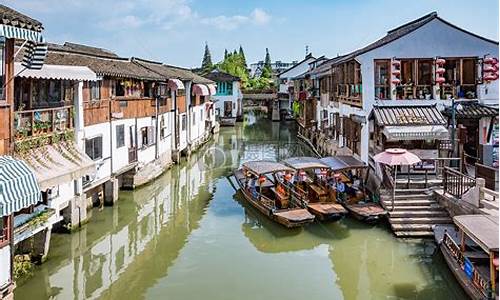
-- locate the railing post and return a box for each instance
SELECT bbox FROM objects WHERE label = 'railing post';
[477,178,485,207]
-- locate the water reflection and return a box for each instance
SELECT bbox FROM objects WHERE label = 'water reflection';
[15,112,466,300]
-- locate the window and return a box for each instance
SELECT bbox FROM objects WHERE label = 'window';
[192,112,196,125]
[116,124,125,148]
[181,114,187,131]
[48,80,61,102]
[141,126,155,147]
[85,136,103,160]
[144,82,153,98]
[160,116,166,139]
[374,60,390,100]
[0,216,10,245]
[416,60,433,99]
[62,80,75,103]
[0,38,4,100]
[115,80,125,97]
[90,81,101,100]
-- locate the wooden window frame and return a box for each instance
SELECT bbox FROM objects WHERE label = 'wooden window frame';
[374,59,390,100]
[116,124,125,148]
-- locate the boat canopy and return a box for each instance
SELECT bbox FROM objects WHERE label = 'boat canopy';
[282,157,329,170]
[453,215,499,252]
[320,156,367,172]
[242,161,294,175]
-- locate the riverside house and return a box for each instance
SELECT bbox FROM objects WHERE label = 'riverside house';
[308,12,498,172]
[0,4,53,300]
[204,69,242,126]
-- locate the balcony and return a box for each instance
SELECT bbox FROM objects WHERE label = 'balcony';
[14,106,74,141]
[13,204,55,245]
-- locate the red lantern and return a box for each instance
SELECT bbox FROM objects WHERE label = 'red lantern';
[435,67,446,74]
[391,78,401,85]
[391,60,401,66]
[284,173,292,181]
[320,169,327,176]
[435,77,446,84]
[299,170,306,177]
[391,70,401,76]
[391,59,401,87]
[483,56,499,83]
[436,58,446,65]
[484,57,496,64]
[258,176,266,184]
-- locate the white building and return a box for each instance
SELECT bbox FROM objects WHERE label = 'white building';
[313,12,499,166]
[278,54,317,113]
[204,70,242,126]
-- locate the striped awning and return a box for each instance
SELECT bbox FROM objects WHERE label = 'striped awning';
[192,83,210,96]
[382,125,449,141]
[168,78,185,90]
[0,24,47,70]
[207,84,217,95]
[0,24,43,42]
[0,156,41,217]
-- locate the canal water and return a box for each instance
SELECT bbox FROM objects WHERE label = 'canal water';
[15,112,466,300]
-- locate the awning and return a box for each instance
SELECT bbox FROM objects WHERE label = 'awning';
[0,24,47,70]
[454,215,499,252]
[192,83,210,96]
[382,125,449,141]
[0,156,41,217]
[371,105,447,126]
[320,156,367,171]
[168,78,185,90]
[15,62,97,81]
[442,101,498,119]
[207,84,217,95]
[0,24,43,42]
[22,142,96,190]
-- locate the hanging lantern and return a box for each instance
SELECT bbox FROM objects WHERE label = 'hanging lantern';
[435,67,446,74]
[299,170,306,177]
[483,56,499,83]
[391,58,401,87]
[320,169,328,177]
[258,175,266,184]
[483,65,497,73]
[435,77,446,84]
[484,57,496,64]
[284,173,292,181]
[436,58,446,65]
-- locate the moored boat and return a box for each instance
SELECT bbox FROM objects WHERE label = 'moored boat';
[281,156,348,221]
[319,156,387,224]
[233,161,315,228]
[219,116,237,126]
[435,215,498,300]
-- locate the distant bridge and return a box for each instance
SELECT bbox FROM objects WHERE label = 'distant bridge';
[242,93,276,108]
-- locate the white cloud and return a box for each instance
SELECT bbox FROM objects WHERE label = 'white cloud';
[201,8,272,31]
[99,15,144,29]
[251,8,271,25]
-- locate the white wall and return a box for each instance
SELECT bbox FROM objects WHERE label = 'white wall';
[84,122,112,184]
[110,118,136,173]
[136,116,156,166]
[358,18,499,111]
[342,18,499,162]
[0,245,10,289]
[189,104,207,144]
[157,111,174,162]
[178,112,188,152]
[212,81,242,118]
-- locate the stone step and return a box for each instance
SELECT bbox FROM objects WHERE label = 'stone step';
[390,205,443,211]
[381,199,438,207]
[390,217,452,224]
[394,230,435,238]
[389,210,449,218]
[391,223,434,232]
[393,194,434,200]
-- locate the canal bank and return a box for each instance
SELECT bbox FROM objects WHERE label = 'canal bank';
[15,112,466,300]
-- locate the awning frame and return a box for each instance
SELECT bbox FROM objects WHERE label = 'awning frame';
[382,125,449,141]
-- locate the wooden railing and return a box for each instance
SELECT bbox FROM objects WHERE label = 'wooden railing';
[443,233,491,298]
[443,167,476,199]
[14,106,73,140]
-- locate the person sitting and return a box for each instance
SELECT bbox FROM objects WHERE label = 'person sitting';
[336,178,346,202]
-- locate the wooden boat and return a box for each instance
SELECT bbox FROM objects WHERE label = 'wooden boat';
[233,161,315,228]
[320,156,387,224]
[435,215,498,300]
[219,116,237,126]
[281,156,348,221]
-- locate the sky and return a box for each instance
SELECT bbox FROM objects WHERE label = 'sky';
[6,0,499,68]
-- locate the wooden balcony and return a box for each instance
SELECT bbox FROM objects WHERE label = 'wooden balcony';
[84,99,110,126]
[14,106,73,141]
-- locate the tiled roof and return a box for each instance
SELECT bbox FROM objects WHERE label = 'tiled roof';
[204,70,240,82]
[371,105,447,126]
[333,12,498,66]
[0,4,43,32]
[442,101,498,119]
[16,43,164,81]
[132,58,214,84]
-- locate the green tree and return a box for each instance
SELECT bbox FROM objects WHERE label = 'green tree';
[217,51,249,88]
[201,43,213,74]
[239,45,247,67]
[264,48,272,69]
[224,49,228,60]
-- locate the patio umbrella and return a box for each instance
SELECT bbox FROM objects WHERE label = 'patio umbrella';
[373,148,421,210]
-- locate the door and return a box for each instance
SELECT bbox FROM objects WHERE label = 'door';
[224,101,232,117]
[128,125,137,163]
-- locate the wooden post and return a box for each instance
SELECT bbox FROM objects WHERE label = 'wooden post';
[460,229,465,252]
[477,178,485,208]
[490,251,496,293]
